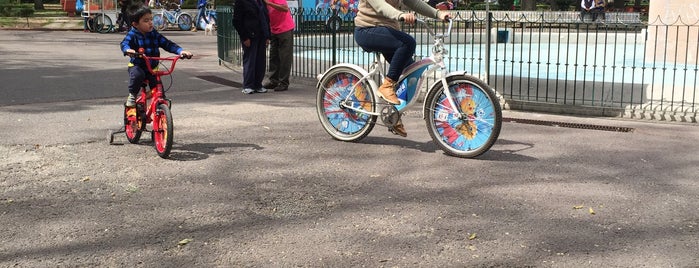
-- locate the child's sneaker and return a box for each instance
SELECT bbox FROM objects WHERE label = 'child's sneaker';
[125,94,136,107]
[242,88,255,94]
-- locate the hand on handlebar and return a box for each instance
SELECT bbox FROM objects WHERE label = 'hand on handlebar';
[179,51,193,59]
[399,13,416,25]
[438,10,451,22]
[125,49,139,58]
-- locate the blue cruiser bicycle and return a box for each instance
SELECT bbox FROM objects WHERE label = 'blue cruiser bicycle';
[316,19,502,158]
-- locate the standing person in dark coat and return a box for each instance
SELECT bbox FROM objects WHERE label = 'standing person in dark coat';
[233,0,271,94]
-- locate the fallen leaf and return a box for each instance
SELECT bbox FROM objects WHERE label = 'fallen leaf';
[589,207,595,215]
[178,238,193,246]
[573,205,584,209]
[468,233,477,240]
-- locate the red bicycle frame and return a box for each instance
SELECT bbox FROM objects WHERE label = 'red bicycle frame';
[138,54,181,123]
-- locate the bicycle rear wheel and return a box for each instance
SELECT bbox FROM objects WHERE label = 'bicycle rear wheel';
[177,13,193,31]
[95,13,113,33]
[316,66,377,142]
[424,75,502,158]
[153,103,174,158]
[124,105,146,144]
[153,13,167,31]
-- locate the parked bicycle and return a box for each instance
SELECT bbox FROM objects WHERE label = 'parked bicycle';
[109,48,192,158]
[315,19,502,158]
[84,12,114,33]
[152,2,193,31]
[194,5,216,30]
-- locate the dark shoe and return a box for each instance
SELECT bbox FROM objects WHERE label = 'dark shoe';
[389,120,407,137]
[273,85,288,92]
[262,82,278,89]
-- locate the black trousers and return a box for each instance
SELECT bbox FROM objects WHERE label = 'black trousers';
[241,37,267,89]
[266,29,294,87]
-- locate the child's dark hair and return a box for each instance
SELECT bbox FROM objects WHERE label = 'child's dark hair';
[127,2,152,25]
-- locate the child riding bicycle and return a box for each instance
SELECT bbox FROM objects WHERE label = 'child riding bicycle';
[120,2,192,107]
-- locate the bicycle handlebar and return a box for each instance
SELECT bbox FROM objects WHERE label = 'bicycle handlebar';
[126,50,191,76]
[400,17,453,39]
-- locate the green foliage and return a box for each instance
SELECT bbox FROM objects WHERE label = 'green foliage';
[216,0,233,6]
[181,0,195,9]
[469,3,500,10]
[550,0,569,11]
[0,3,35,17]
[498,0,513,10]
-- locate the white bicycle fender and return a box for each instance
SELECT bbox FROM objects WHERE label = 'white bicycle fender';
[316,64,371,90]
[422,71,469,118]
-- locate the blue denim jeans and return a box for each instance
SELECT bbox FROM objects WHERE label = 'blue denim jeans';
[354,26,416,81]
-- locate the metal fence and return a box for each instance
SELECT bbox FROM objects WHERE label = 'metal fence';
[217,7,698,123]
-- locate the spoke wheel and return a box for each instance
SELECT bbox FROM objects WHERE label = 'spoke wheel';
[424,75,502,158]
[316,66,376,142]
[153,103,174,158]
[124,105,146,144]
[154,14,167,31]
[95,13,113,33]
[177,14,193,31]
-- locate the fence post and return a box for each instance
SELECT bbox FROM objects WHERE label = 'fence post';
[331,13,338,65]
[485,11,492,85]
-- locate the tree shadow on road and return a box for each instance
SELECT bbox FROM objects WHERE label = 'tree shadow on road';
[168,142,264,161]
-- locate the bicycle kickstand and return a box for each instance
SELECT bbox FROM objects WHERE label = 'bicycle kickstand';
[108,126,126,145]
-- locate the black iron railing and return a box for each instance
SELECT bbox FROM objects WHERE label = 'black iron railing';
[217,7,698,122]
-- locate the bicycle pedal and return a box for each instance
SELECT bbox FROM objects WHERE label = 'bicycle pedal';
[126,108,137,117]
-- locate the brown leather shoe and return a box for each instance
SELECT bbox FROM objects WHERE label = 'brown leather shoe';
[390,120,407,137]
[377,77,400,105]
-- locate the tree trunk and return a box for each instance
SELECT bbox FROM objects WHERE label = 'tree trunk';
[521,0,536,11]
[34,0,45,10]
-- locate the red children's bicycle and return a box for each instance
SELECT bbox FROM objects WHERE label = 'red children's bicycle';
[109,48,191,159]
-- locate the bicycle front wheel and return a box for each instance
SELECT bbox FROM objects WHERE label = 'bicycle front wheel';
[424,75,502,158]
[316,66,377,142]
[153,14,167,31]
[177,13,193,31]
[153,103,174,158]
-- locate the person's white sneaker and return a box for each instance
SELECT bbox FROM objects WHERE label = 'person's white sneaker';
[125,94,136,107]
[242,88,255,94]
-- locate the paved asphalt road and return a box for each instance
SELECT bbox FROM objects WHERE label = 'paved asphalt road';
[1,30,698,267]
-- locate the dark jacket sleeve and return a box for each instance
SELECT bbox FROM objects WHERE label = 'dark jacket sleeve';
[232,0,255,40]
[156,32,183,55]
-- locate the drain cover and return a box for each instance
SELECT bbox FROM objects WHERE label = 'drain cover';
[503,117,634,132]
